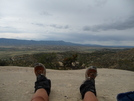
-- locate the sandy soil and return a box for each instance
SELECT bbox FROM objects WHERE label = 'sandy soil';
[0,66,134,101]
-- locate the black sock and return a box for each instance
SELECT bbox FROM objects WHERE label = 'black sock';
[80,79,96,99]
[34,75,51,96]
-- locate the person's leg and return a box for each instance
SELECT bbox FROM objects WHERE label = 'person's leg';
[80,66,98,101]
[31,63,51,101]
[84,91,98,101]
[31,89,48,101]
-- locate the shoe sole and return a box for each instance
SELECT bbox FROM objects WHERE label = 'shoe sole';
[85,66,97,80]
[34,63,46,76]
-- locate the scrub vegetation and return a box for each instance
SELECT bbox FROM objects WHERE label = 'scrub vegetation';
[0,45,134,71]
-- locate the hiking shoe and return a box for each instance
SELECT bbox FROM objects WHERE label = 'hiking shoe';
[80,66,97,99]
[34,63,51,95]
[34,63,46,76]
[85,66,97,80]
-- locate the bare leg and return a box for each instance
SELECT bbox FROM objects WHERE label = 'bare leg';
[31,89,49,101]
[83,91,98,101]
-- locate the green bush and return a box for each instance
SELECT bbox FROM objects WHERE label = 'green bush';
[35,53,57,69]
[0,60,8,66]
[117,59,134,71]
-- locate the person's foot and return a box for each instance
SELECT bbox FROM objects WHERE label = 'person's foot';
[34,63,51,95]
[85,66,97,80]
[34,63,46,76]
[80,66,97,99]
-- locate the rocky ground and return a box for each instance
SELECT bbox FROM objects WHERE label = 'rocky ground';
[0,66,134,101]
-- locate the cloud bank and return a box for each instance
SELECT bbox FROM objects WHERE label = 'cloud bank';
[0,0,134,46]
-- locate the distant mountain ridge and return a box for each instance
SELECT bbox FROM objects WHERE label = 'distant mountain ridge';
[0,38,133,48]
[0,38,79,46]
[0,38,99,46]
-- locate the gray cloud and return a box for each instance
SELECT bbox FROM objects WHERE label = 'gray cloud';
[1,0,134,46]
[50,24,69,29]
[0,26,21,33]
[83,15,134,32]
[31,23,44,27]
[94,0,108,7]
[39,11,52,16]
[46,31,134,43]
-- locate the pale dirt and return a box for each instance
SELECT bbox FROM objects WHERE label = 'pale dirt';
[0,66,134,101]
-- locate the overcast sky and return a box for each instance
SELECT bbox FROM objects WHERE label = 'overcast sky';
[0,0,134,46]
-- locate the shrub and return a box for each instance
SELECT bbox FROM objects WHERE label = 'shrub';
[35,53,57,69]
[0,60,8,66]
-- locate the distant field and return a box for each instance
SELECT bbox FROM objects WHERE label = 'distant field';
[0,45,125,59]
[0,51,45,59]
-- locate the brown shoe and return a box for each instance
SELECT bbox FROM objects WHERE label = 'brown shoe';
[34,63,46,76]
[85,66,97,80]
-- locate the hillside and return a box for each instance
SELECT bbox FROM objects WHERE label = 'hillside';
[0,48,134,71]
[90,48,134,71]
